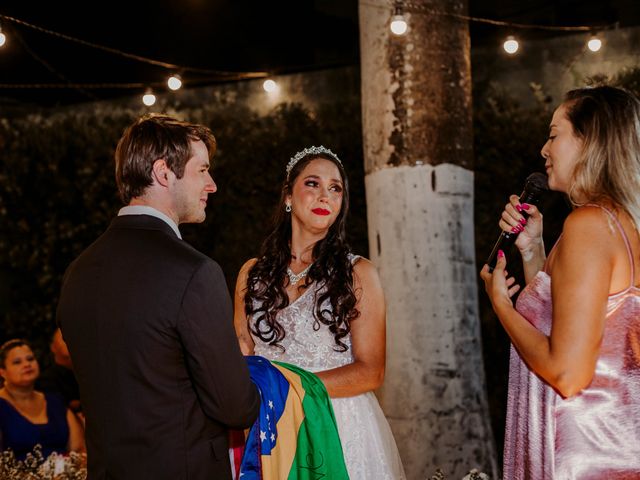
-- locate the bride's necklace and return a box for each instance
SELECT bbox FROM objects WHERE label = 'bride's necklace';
[287,264,312,286]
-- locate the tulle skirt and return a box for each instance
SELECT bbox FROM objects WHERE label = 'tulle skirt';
[330,391,406,480]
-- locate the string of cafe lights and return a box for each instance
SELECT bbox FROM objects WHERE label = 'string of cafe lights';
[386,1,616,55]
[0,6,621,105]
[0,13,273,106]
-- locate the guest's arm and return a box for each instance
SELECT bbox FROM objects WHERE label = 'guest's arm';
[66,408,85,453]
[315,258,386,398]
[233,259,257,355]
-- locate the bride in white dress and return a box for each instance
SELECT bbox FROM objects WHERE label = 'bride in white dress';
[233,146,405,479]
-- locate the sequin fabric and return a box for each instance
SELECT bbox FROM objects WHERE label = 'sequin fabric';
[504,207,640,479]
[252,255,406,479]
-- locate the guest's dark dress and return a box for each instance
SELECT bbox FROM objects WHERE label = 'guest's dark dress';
[0,393,69,460]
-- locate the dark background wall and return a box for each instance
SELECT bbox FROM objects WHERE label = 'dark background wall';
[473,26,640,107]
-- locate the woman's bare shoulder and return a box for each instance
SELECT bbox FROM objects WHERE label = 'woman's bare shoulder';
[563,205,621,242]
[235,258,258,290]
[351,256,384,289]
[239,258,258,274]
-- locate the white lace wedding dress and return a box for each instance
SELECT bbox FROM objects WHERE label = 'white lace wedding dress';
[251,256,406,479]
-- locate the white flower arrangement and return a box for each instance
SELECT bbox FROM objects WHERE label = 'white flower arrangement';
[462,469,490,480]
[429,468,491,480]
[0,445,87,480]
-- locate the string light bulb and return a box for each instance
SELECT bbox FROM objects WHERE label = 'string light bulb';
[142,89,156,106]
[167,74,182,91]
[587,34,602,52]
[390,5,408,36]
[263,79,278,93]
[0,24,6,48]
[503,35,519,55]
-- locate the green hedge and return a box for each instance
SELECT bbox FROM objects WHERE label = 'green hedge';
[0,100,368,354]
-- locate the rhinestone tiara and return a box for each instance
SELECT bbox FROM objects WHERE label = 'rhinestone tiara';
[286,146,342,179]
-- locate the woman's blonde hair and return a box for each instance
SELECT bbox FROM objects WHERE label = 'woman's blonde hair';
[564,86,640,230]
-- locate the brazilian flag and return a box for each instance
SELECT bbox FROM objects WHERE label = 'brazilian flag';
[239,356,349,479]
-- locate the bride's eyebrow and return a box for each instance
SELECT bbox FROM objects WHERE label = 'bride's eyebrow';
[303,174,342,184]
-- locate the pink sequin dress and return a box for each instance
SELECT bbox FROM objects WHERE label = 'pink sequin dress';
[504,206,640,480]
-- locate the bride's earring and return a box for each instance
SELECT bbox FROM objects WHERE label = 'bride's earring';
[285,203,292,212]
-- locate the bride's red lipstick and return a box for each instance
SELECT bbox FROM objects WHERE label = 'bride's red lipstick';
[312,208,330,216]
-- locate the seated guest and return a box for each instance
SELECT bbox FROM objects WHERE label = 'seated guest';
[36,329,81,415]
[0,339,85,460]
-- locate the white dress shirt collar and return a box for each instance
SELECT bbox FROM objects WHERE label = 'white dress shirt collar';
[118,205,182,239]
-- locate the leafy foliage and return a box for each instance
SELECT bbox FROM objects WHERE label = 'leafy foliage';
[0,108,131,350]
[0,99,366,355]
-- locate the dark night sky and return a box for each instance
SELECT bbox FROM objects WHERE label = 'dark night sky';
[0,0,638,107]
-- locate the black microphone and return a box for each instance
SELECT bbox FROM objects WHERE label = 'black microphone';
[486,172,549,272]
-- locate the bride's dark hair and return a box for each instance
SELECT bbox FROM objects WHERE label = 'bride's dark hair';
[244,151,359,351]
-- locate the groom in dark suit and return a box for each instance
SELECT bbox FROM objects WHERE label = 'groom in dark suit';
[57,114,259,479]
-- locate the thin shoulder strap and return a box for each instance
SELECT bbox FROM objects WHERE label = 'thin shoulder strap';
[586,204,636,288]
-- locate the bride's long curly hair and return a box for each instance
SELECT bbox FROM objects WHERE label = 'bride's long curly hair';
[244,151,359,351]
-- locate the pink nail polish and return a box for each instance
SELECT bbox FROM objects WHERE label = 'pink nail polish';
[498,250,505,258]
[515,204,522,212]
[522,203,530,210]
[511,227,519,233]
[519,218,527,225]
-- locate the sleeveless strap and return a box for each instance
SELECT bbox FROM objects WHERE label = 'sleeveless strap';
[586,204,636,289]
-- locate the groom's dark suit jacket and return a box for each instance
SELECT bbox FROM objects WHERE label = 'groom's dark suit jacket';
[57,214,259,480]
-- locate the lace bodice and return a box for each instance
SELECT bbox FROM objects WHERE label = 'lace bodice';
[252,280,354,372]
[251,255,361,371]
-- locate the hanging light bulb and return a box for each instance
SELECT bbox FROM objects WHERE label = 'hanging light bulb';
[503,35,519,55]
[142,89,156,106]
[167,74,182,91]
[390,15,408,35]
[263,79,278,93]
[587,34,602,52]
[390,5,408,36]
[0,25,6,48]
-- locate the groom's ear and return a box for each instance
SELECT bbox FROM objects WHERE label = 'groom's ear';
[152,159,171,187]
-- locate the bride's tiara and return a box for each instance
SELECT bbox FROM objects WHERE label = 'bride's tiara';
[286,146,342,179]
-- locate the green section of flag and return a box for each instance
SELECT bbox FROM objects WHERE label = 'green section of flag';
[274,361,350,480]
